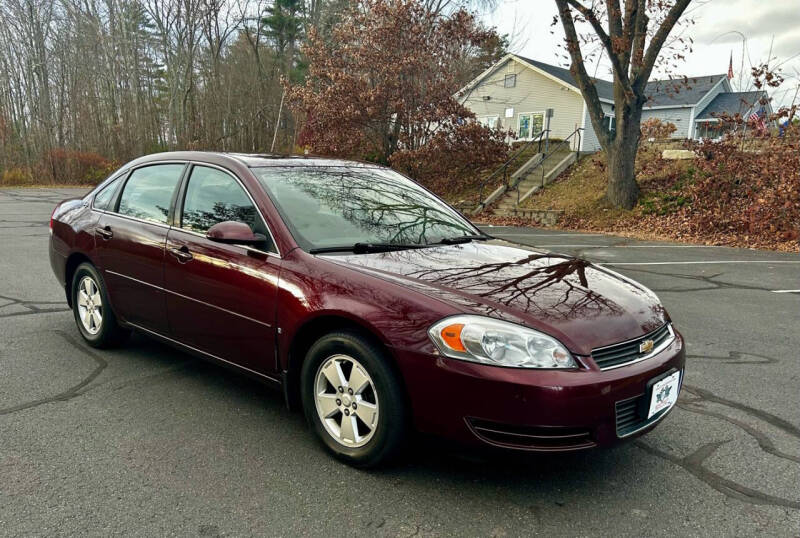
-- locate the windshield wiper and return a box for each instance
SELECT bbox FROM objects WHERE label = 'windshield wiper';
[437,233,493,245]
[309,242,429,254]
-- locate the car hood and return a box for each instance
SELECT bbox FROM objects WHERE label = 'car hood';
[320,240,667,355]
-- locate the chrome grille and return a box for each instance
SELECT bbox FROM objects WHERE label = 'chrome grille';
[592,323,674,370]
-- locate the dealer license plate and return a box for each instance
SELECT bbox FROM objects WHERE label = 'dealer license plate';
[648,370,681,419]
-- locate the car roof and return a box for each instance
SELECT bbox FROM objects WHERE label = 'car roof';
[127,151,383,169]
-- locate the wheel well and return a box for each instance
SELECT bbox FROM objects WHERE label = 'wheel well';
[64,253,91,307]
[284,316,407,412]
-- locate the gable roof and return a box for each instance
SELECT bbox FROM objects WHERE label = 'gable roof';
[459,54,733,110]
[644,74,728,107]
[695,91,769,120]
[517,57,729,108]
[515,55,615,101]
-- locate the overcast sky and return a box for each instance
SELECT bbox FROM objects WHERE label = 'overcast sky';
[482,0,800,108]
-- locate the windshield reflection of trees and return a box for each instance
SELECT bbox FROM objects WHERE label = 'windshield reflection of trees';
[274,168,474,245]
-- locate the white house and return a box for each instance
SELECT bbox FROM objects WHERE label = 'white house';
[458,54,769,152]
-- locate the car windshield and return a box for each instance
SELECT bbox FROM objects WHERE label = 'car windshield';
[252,166,479,251]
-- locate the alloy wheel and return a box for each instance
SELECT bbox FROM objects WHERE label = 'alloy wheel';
[314,354,379,448]
[76,275,103,335]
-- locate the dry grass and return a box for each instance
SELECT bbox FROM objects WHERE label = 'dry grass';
[519,146,692,225]
[502,143,798,252]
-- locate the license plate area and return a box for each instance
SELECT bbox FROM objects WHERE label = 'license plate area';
[640,369,681,419]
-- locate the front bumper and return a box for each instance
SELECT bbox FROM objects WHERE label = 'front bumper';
[394,330,685,451]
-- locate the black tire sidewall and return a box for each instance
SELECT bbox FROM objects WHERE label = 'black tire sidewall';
[71,263,123,347]
[300,331,407,467]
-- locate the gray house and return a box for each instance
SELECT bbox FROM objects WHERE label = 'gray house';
[458,54,769,151]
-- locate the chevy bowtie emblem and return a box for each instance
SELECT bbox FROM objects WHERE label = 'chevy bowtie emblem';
[639,339,655,354]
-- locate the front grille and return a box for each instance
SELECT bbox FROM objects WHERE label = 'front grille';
[467,418,596,451]
[592,323,673,370]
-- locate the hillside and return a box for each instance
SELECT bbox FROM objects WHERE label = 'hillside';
[508,140,799,252]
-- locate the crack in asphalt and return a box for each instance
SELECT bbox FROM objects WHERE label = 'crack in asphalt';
[682,384,800,439]
[0,293,70,319]
[635,440,800,509]
[495,237,794,295]
[614,268,780,294]
[0,190,81,204]
[636,381,800,509]
[0,330,107,416]
[687,350,778,365]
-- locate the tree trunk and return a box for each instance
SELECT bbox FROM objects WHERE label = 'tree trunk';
[606,141,640,209]
[605,108,642,210]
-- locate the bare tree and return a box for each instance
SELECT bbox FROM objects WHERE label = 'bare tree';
[553,0,693,209]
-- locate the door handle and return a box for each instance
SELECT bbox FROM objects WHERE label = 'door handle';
[168,245,193,263]
[95,226,113,239]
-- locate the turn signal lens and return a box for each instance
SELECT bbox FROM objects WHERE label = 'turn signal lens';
[440,323,466,352]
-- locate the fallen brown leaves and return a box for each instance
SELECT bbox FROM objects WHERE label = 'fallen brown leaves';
[495,130,799,253]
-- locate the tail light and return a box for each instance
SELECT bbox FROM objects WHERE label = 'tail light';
[49,204,59,232]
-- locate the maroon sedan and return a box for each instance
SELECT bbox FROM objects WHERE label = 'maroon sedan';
[49,152,684,467]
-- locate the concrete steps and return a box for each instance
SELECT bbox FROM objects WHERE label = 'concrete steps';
[485,147,577,218]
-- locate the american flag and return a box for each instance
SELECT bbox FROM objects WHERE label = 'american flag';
[749,109,767,133]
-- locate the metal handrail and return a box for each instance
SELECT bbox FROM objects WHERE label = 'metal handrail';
[509,127,583,206]
[475,129,550,211]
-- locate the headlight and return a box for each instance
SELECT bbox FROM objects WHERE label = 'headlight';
[428,315,577,369]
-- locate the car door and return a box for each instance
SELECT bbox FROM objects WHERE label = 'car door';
[163,164,281,377]
[95,163,185,332]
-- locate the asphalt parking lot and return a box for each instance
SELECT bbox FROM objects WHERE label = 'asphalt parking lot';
[1,187,799,537]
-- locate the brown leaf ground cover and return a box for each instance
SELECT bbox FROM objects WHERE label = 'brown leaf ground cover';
[480,133,799,253]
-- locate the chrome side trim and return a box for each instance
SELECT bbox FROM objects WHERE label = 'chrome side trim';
[127,322,281,386]
[164,288,272,328]
[105,270,272,328]
[102,211,173,231]
[105,269,163,290]
[597,324,676,372]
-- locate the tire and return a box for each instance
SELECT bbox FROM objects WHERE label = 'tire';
[71,262,129,348]
[300,331,408,468]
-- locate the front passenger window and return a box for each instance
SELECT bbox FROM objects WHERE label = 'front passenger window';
[181,167,273,253]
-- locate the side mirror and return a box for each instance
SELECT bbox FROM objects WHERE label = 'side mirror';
[206,221,266,246]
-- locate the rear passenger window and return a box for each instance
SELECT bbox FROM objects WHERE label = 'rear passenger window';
[181,166,260,234]
[93,176,121,210]
[117,164,184,224]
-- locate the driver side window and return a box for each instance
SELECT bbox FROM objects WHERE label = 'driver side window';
[181,165,275,252]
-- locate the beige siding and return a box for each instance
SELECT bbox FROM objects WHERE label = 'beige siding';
[460,58,585,142]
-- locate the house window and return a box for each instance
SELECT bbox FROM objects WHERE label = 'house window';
[479,116,499,129]
[518,112,544,139]
[504,74,516,88]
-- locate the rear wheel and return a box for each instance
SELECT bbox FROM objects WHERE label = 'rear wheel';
[301,331,408,467]
[71,263,129,348]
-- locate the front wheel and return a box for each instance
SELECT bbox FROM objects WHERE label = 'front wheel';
[301,331,408,467]
[71,262,129,348]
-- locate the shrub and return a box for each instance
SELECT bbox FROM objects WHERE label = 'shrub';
[45,149,118,185]
[641,118,677,140]
[0,167,34,186]
[687,128,799,242]
[389,121,512,198]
